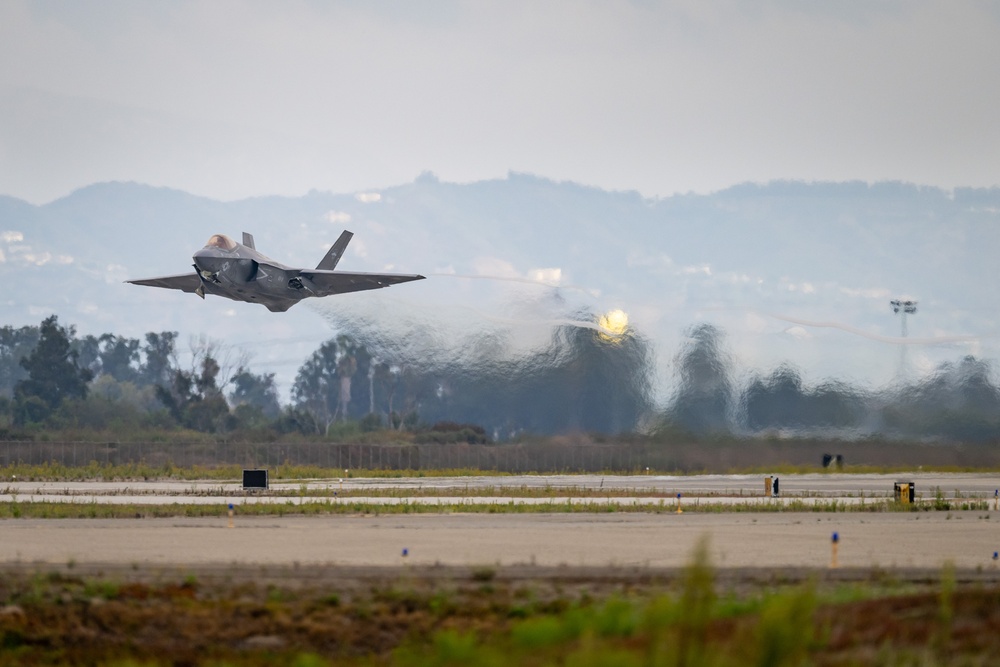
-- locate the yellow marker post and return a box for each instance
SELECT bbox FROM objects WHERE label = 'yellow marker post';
[676,493,683,514]
[831,532,839,569]
[227,503,234,529]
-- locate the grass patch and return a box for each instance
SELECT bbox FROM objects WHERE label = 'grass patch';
[0,497,990,519]
[0,557,995,665]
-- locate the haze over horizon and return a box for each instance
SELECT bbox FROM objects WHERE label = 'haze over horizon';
[2,174,998,407]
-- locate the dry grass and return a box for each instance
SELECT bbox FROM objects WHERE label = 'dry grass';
[1,563,998,665]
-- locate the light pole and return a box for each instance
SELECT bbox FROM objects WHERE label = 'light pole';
[890,299,917,379]
[890,299,917,337]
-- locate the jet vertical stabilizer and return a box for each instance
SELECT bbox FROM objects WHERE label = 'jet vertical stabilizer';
[316,230,354,270]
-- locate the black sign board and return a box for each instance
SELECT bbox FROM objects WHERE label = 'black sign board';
[242,469,268,490]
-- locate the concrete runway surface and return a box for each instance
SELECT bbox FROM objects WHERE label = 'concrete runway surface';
[2,472,998,505]
[2,473,998,570]
[2,512,999,570]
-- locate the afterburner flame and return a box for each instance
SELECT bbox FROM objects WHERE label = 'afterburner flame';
[598,309,629,341]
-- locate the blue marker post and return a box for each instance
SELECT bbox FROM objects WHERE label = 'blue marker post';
[227,503,234,529]
[676,493,683,515]
[831,532,839,569]
[994,489,998,511]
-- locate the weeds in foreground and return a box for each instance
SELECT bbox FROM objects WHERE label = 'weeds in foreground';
[0,553,995,666]
[393,548,991,667]
[0,497,991,520]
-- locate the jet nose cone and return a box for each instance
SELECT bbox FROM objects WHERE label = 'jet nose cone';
[194,245,227,262]
[193,248,225,275]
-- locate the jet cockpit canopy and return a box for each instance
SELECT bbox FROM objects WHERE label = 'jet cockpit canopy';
[205,234,238,251]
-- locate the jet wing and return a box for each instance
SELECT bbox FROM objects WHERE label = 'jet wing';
[299,270,425,296]
[126,273,202,293]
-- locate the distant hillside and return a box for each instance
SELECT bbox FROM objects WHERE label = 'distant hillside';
[2,174,999,401]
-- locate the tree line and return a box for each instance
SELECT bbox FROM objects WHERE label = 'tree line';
[660,324,1000,444]
[2,316,999,444]
[0,312,652,443]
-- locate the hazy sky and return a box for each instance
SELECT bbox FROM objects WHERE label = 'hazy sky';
[2,0,999,204]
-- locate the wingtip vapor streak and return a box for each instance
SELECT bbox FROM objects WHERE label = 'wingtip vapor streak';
[127,230,425,312]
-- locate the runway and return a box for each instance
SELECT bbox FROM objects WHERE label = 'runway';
[3,472,999,504]
[2,512,999,570]
[2,473,998,570]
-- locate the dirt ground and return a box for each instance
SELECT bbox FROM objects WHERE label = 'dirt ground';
[1,560,999,666]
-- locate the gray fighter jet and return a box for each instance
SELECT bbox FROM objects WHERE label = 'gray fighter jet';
[127,231,424,312]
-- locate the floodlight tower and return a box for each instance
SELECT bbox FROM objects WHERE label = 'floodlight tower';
[890,299,918,380]
[890,299,918,337]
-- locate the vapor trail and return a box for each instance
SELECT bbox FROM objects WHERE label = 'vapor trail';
[427,272,599,297]
[701,307,992,345]
[311,296,613,336]
[445,303,615,335]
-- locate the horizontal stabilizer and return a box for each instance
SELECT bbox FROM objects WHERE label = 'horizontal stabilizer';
[316,230,354,271]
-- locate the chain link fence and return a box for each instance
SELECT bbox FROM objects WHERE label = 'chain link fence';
[0,440,674,473]
[2,439,996,474]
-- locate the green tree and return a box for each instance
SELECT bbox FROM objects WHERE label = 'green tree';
[97,334,141,382]
[76,333,142,382]
[229,367,281,420]
[74,334,102,378]
[356,308,654,437]
[292,336,379,433]
[292,339,340,434]
[548,313,653,434]
[13,316,93,424]
[0,324,40,397]
[741,365,865,433]
[154,355,230,432]
[663,323,734,435]
[138,331,178,387]
[335,334,359,422]
[883,355,1000,442]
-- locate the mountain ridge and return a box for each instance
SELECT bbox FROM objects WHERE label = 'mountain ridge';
[2,174,997,398]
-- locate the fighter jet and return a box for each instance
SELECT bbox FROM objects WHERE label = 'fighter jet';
[127,231,424,312]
